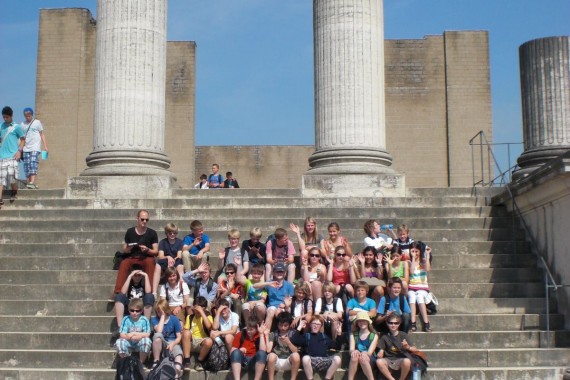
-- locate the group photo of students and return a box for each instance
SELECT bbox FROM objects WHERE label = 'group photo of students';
[112,211,433,380]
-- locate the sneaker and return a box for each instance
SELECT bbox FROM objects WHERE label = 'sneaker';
[107,292,117,303]
[111,327,120,338]
[183,358,191,370]
[194,361,204,372]
[9,191,17,201]
[423,322,432,332]
[410,322,417,332]
[26,183,39,189]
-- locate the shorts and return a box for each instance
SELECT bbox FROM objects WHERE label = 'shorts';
[242,301,266,311]
[115,337,152,355]
[408,289,429,304]
[275,357,292,371]
[310,356,335,372]
[380,357,409,371]
[157,258,183,271]
[0,159,18,187]
[22,151,40,177]
[191,337,206,352]
[152,332,183,358]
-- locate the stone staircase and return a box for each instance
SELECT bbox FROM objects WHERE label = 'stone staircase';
[0,187,568,380]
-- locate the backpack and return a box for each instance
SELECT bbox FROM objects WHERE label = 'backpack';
[193,277,214,300]
[146,352,178,380]
[115,355,145,380]
[208,174,223,185]
[319,296,343,315]
[291,298,311,316]
[165,280,183,302]
[203,339,230,372]
[352,331,377,353]
[382,294,406,315]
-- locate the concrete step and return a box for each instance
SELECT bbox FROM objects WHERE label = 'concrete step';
[0,196,493,210]
[0,267,541,285]
[0,241,533,257]
[1,189,65,199]
[405,187,506,198]
[0,367,566,380]
[0,282,546,300]
[3,330,569,351]
[172,188,303,198]
[0,228,525,245]
[0,216,517,231]
[0,206,509,220]
[0,298,556,317]
[0,347,568,369]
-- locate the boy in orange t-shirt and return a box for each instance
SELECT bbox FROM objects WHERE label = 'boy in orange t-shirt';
[230,317,268,380]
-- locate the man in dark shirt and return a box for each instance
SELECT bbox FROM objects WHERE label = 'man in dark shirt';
[112,210,159,297]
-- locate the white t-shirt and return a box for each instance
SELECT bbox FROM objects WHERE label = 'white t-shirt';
[21,119,44,152]
[160,281,190,307]
[219,311,240,332]
[364,234,392,250]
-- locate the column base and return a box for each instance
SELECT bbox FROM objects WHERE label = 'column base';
[83,149,172,177]
[307,147,394,174]
[513,146,570,181]
[302,172,405,198]
[67,175,179,199]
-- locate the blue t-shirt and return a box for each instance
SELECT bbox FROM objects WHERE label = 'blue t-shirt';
[0,122,24,159]
[208,173,224,188]
[376,295,411,315]
[182,233,210,255]
[265,281,294,307]
[347,297,376,313]
[151,315,182,342]
[119,315,151,334]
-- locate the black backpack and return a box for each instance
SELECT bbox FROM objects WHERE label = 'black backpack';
[115,355,145,380]
[146,352,178,380]
[203,340,230,372]
[193,278,214,300]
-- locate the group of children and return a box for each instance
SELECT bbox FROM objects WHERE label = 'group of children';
[114,218,433,380]
[194,163,240,189]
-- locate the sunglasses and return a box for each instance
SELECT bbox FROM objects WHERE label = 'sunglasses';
[310,254,320,258]
[336,253,346,257]
[226,271,235,275]
[129,309,142,313]
[139,218,149,222]
[387,322,400,325]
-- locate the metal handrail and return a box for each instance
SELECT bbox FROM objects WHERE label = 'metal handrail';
[469,131,522,186]
[469,130,563,344]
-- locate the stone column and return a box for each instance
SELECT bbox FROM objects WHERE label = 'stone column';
[304,0,403,196]
[82,0,172,177]
[515,36,570,179]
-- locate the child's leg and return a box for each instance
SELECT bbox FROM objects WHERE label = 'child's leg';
[290,352,301,380]
[376,358,395,380]
[152,264,162,294]
[137,337,152,363]
[230,350,244,380]
[348,352,360,380]
[301,355,313,380]
[114,295,128,327]
[253,351,268,380]
[265,263,272,281]
[254,303,267,322]
[399,358,412,380]
[224,333,235,354]
[372,285,384,305]
[345,284,354,298]
[311,280,322,301]
[287,263,296,283]
[267,352,278,380]
[359,354,375,380]
[197,338,213,362]
[151,334,164,365]
[182,329,192,364]
[325,355,342,380]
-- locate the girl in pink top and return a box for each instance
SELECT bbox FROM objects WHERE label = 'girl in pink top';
[327,246,356,298]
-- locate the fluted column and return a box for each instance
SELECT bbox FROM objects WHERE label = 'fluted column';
[83,0,171,176]
[515,36,570,179]
[308,0,393,174]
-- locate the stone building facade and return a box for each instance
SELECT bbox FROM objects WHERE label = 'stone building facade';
[34,8,491,189]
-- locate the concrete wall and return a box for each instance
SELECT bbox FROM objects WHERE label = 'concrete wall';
[195,146,314,189]
[35,9,96,188]
[501,152,570,329]
[35,9,491,189]
[165,42,196,188]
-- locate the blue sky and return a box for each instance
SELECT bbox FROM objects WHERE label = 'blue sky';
[1,1,568,171]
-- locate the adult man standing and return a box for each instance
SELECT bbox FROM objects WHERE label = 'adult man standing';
[21,107,48,189]
[0,106,25,207]
[112,210,159,299]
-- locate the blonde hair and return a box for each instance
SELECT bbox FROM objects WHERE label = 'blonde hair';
[228,228,240,239]
[249,227,262,239]
[294,280,311,297]
[303,217,319,244]
[164,223,178,234]
[397,224,409,233]
[155,299,171,315]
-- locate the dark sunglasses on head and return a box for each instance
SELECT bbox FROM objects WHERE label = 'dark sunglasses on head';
[387,322,400,325]
[226,271,235,275]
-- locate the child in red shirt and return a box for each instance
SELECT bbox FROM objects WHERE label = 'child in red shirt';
[230,317,268,380]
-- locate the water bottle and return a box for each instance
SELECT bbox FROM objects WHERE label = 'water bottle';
[381,224,393,230]
[412,369,421,380]
[215,336,224,346]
